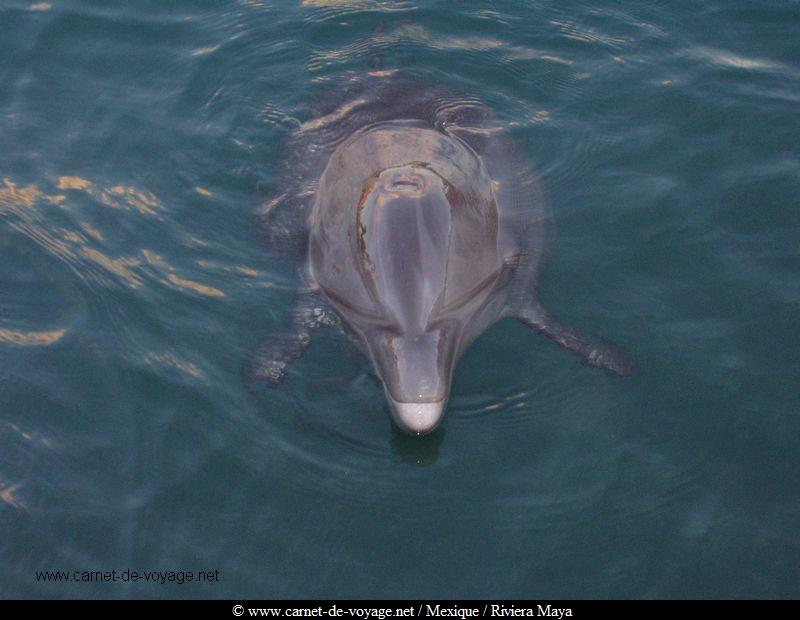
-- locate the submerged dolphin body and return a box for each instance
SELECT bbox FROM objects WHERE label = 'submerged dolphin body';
[246,72,634,434]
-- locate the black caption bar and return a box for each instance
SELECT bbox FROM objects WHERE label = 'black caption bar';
[1,600,799,617]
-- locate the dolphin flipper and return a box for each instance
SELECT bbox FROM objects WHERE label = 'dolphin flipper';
[242,283,338,388]
[509,302,636,376]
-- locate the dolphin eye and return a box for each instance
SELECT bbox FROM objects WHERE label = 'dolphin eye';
[431,265,505,325]
[321,286,378,320]
[320,285,401,333]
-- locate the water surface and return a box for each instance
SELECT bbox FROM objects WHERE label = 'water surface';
[1,0,799,599]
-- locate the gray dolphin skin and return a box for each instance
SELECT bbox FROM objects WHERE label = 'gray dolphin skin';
[245,71,634,435]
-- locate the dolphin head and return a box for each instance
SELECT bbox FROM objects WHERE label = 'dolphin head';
[327,164,503,433]
[309,127,504,435]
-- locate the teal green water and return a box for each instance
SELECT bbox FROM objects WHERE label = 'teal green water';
[2,0,799,599]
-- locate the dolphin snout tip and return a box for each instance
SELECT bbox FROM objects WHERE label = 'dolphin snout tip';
[388,396,445,435]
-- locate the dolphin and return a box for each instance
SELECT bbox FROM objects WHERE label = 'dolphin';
[245,72,634,434]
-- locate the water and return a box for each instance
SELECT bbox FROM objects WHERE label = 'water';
[1,0,799,599]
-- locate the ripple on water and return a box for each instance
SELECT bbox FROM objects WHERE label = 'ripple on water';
[300,0,418,24]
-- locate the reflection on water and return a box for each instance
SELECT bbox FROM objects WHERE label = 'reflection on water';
[390,427,445,467]
[0,483,26,511]
[0,177,232,297]
[0,328,65,346]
